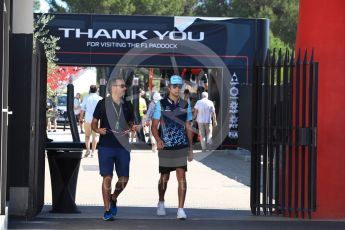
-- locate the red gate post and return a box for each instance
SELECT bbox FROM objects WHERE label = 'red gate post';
[296,0,345,218]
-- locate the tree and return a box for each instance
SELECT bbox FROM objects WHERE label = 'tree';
[48,66,84,93]
[33,0,40,12]
[194,0,232,17]
[196,0,298,49]
[34,14,60,74]
[132,0,187,16]
[34,14,61,96]
[47,0,135,14]
[230,0,298,49]
[47,0,196,16]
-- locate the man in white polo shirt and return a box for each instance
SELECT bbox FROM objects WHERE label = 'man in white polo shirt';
[194,92,217,152]
[80,85,102,157]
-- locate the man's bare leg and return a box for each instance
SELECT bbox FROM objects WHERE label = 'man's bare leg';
[158,173,170,202]
[102,176,112,211]
[176,168,187,208]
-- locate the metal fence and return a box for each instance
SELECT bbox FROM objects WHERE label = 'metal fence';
[251,49,318,218]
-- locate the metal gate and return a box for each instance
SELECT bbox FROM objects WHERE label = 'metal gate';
[251,49,318,218]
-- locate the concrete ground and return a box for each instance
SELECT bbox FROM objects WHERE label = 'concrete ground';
[8,129,345,229]
[44,150,252,211]
[44,128,252,210]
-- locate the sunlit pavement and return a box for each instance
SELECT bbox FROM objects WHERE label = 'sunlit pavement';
[8,128,345,229]
[46,127,252,210]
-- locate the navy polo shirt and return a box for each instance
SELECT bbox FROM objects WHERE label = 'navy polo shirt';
[93,97,134,149]
[153,97,192,149]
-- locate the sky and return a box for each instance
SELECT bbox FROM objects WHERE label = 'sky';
[39,0,49,12]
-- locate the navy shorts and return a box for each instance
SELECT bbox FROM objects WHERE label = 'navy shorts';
[98,147,130,177]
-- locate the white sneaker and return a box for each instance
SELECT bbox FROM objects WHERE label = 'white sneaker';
[84,150,90,158]
[157,201,166,216]
[177,208,187,220]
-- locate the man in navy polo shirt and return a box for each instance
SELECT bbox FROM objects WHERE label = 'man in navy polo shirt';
[151,75,194,220]
[91,76,136,221]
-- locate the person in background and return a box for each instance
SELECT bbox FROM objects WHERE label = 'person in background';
[142,92,162,152]
[132,89,147,142]
[46,96,57,132]
[194,92,217,152]
[197,68,208,98]
[139,89,147,122]
[151,75,194,220]
[80,85,102,158]
[183,89,190,102]
[74,92,84,133]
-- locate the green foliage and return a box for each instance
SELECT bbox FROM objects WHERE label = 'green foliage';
[33,14,60,97]
[34,0,40,12]
[132,0,182,16]
[47,0,197,16]
[229,0,298,49]
[195,0,298,49]
[194,0,232,17]
[269,31,291,54]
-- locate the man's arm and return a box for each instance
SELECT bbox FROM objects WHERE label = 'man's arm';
[212,111,217,127]
[79,110,85,121]
[186,121,193,148]
[91,118,106,135]
[151,119,163,149]
[151,102,163,149]
[211,103,217,126]
[186,101,194,161]
[193,109,198,121]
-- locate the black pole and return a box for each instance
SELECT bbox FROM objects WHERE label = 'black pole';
[132,76,145,143]
[268,49,276,214]
[288,50,295,216]
[294,49,301,217]
[251,52,259,215]
[301,49,308,218]
[67,84,80,142]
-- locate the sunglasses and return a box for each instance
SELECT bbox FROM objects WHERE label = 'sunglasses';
[170,84,183,89]
[112,84,127,88]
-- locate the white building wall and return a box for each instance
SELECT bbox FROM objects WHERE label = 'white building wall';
[13,0,33,34]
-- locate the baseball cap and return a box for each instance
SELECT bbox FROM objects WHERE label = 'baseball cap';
[169,75,183,85]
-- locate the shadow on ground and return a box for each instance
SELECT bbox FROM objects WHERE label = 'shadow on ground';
[195,150,251,186]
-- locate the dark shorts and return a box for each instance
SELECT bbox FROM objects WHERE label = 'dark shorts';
[159,165,187,174]
[98,147,130,177]
[158,148,188,174]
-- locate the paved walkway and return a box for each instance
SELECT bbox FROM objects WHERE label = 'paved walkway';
[45,148,252,211]
[8,129,345,229]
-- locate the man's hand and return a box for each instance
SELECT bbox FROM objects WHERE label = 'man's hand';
[156,138,164,150]
[97,128,107,135]
[131,124,141,131]
[212,120,217,127]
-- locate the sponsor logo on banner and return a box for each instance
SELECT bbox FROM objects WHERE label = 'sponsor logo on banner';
[228,73,239,140]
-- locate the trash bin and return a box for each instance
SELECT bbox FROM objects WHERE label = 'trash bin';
[46,147,83,213]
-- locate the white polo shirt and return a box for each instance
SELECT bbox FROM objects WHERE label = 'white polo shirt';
[194,98,215,123]
[81,93,102,123]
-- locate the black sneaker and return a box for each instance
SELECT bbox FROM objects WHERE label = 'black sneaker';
[103,210,114,221]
